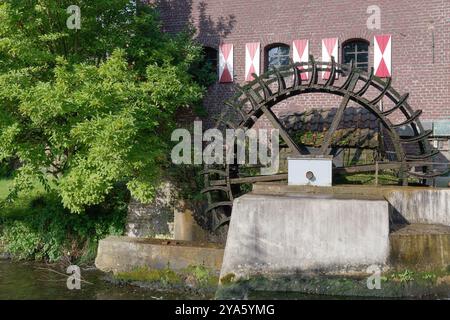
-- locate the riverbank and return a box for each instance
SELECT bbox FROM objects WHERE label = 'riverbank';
[0,259,208,300]
[216,271,450,299]
[3,254,450,300]
[106,265,218,298]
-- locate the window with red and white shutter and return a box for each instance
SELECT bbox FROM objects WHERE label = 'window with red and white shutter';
[219,43,233,83]
[374,35,392,78]
[321,38,339,80]
[292,40,309,80]
[245,42,260,81]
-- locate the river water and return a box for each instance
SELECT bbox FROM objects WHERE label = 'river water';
[2,260,419,300]
[1,260,337,300]
[0,260,211,300]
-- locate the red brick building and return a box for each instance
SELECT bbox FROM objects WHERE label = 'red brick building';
[153,0,450,158]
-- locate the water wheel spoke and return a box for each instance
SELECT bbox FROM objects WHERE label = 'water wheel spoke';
[400,129,432,143]
[309,55,318,87]
[274,68,287,93]
[405,149,439,161]
[256,76,273,100]
[236,84,261,111]
[260,104,306,156]
[205,201,233,214]
[292,62,302,88]
[392,110,422,128]
[382,93,409,116]
[225,101,248,121]
[324,56,337,87]
[318,72,359,155]
[369,77,392,105]
[201,186,230,194]
[338,61,356,90]
[213,216,231,231]
[355,67,374,96]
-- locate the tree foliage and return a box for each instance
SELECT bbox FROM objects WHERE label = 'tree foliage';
[0,0,206,212]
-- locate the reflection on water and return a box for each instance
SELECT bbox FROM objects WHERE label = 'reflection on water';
[0,260,209,300]
[2,260,418,300]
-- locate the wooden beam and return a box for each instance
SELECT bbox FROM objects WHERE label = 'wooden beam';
[210,173,288,186]
[318,72,359,155]
[260,105,306,156]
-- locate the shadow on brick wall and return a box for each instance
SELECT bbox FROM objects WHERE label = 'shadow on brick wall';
[153,0,237,128]
[153,0,236,46]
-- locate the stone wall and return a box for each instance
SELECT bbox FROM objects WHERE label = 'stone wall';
[95,236,224,274]
[153,0,450,124]
[126,181,177,238]
[125,181,213,241]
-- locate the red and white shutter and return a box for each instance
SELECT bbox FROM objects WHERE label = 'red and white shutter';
[245,42,260,81]
[292,39,309,80]
[219,43,233,83]
[374,35,392,78]
[321,38,339,80]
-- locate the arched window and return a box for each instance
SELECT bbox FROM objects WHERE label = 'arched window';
[266,44,290,71]
[342,39,369,72]
[203,46,218,73]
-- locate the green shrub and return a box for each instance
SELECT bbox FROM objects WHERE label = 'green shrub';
[0,185,128,262]
[1,221,42,259]
[0,159,15,179]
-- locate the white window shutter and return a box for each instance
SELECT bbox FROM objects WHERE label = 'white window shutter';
[322,38,339,80]
[245,42,260,81]
[374,35,392,78]
[219,44,233,83]
[292,39,309,80]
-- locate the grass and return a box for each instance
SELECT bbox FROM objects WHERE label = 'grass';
[0,178,48,219]
[115,265,219,289]
[334,171,422,186]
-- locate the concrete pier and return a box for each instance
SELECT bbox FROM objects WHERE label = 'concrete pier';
[95,237,224,274]
[390,224,450,271]
[387,189,450,226]
[252,183,450,226]
[220,193,390,279]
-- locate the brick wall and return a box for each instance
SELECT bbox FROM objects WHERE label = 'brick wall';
[152,0,450,129]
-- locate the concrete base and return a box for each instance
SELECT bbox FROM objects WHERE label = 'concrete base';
[252,183,450,226]
[387,189,450,226]
[95,236,224,274]
[220,193,390,279]
[390,224,450,271]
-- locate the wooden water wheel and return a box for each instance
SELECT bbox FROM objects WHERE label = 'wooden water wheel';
[201,57,446,230]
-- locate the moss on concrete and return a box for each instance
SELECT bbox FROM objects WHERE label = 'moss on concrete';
[220,273,236,285]
[116,267,182,285]
[216,270,450,299]
[389,224,450,271]
[113,264,219,294]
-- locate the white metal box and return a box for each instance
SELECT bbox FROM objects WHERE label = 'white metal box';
[288,156,333,187]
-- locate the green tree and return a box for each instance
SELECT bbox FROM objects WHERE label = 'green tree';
[0,0,206,212]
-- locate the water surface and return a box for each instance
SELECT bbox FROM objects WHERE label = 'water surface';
[0,260,208,300]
